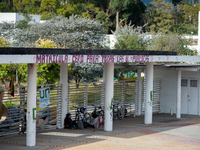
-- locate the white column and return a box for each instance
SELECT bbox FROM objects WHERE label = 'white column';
[103,63,107,82]
[176,70,181,118]
[60,63,68,128]
[145,62,153,124]
[26,64,37,146]
[137,69,142,116]
[104,63,114,131]
[198,11,200,55]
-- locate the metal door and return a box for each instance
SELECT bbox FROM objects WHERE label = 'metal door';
[181,79,198,115]
[188,79,198,115]
[181,79,188,114]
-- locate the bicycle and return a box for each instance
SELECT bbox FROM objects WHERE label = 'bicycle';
[93,109,104,132]
[122,106,127,117]
[91,104,103,117]
[113,103,124,120]
[74,106,90,128]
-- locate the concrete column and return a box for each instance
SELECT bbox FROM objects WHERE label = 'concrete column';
[145,62,153,124]
[60,63,68,128]
[176,70,181,118]
[137,69,142,116]
[104,63,114,131]
[26,64,37,146]
[103,63,107,82]
[198,11,200,55]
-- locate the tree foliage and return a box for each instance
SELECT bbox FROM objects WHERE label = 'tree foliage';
[0,15,105,48]
[113,23,152,50]
[148,33,197,55]
[109,0,146,32]
[112,23,196,55]
[35,38,60,85]
[0,16,106,85]
[114,34,145,50]
[144,0,174,33]
[0,37,11,47]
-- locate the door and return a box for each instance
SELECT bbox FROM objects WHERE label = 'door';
[181,78,199,115]
[188,79,198,115]
[181,79,188,114]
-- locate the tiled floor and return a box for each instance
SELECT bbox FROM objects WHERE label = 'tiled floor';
[0,114,200,150]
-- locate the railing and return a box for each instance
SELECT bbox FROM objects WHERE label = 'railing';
[0,79,161,136]
[68,82,105,120]
[0,84,62,136]
[142,79,161,114]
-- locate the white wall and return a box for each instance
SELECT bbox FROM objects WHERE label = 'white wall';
[155,69,200,115]
[154,70,177,114]
[0,13,16,23]
[0,13,41,24]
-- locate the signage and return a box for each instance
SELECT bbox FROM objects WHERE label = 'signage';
[39,87,50,108]
[1,55,200,64]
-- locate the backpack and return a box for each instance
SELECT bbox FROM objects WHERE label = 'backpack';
[77,121,84,129]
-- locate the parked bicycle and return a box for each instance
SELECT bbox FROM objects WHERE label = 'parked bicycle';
[93,109,104,132]
[113,103,124,120]
[91,104,104,117]
[74,106,90,128]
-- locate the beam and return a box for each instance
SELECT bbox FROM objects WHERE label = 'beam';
[2,55,200,64]
[0,47,177,55]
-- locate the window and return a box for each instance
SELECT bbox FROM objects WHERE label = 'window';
[181,79,188,87]
[190,80,197,87]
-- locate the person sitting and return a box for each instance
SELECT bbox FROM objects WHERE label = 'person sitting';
[87,113,98,128]
[64,113,76,129]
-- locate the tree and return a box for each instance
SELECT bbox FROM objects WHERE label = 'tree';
[14,0,41,14]
[148,33,197,55]
[0,37,11,47]
[109,0,132,32]
[69,63,103,88]
[112,23,152,50]
[0,15,105,48]
[35,38,60,85]
[114,34,145,50]
[0,1,9,12]
[0,15,105,85]
[144,0,174,33]
[178,4,200,26]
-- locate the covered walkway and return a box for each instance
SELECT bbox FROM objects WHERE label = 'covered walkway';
[1,47,200,147]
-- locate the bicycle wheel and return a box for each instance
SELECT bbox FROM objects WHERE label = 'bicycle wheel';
[75,113,80,123]
[117,108,124,120]
[99,115,104,128]
[124,108,127,117]
[93,117,100,132]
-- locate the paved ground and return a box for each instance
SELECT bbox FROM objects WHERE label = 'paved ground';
[0,113,200,150]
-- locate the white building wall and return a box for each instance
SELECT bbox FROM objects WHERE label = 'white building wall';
[154,70,177,114]
[0,13,16,23]
[155,69,200,115]
[0,13,41,24]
